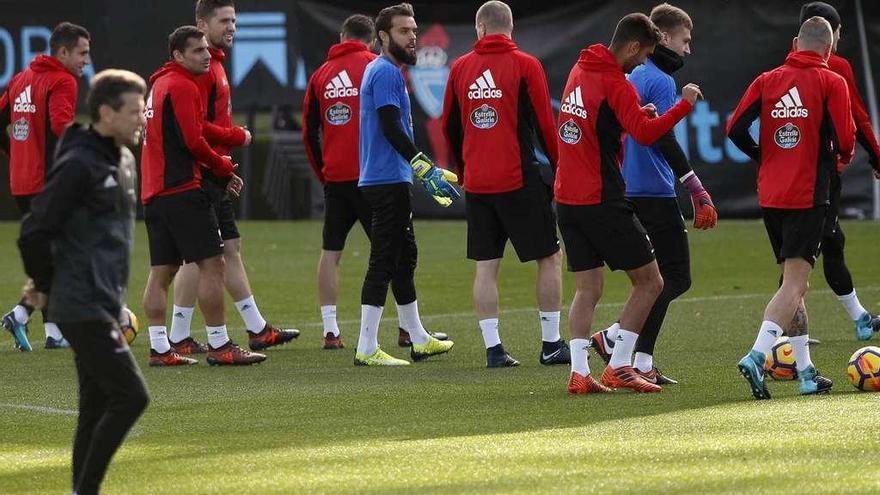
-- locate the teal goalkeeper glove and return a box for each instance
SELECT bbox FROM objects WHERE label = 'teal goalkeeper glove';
[409,152,461,207]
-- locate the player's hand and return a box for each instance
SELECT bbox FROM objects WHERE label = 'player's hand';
[682,83,703,105]
[225,174,243,198]
[22,279,47,310]
[641,103,657,118]
[691,191,718,230]
[410,152,461,207]
[241,127,252,146]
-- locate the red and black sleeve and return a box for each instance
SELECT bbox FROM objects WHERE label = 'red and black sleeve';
[302,77,326,183]
[726,75,764,163]
[609,77,693,146]
[0,86,10,155]
[441,64,464,181]
[523,57,558,169]
[826,74,856,166]
[169,81,234,177]
[48,77,76,138]
[836,59,880,170]
[203,120,246,148]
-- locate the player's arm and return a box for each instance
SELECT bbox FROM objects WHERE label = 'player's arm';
[48,77,76,138]
[726,76,763,163]
[301,79,326,183]
[827,74,856,166]
[171,83,234,178]
[17,158,91,293]
[837,60,880,171]
[524,58,559,168]
[202,120,247,148]
[441,65,464,183]
[611,78,697,146]
[0,88,10,155]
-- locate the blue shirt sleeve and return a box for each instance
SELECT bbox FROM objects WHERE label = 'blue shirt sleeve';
[370,64,402,110]
[652,74,677,115]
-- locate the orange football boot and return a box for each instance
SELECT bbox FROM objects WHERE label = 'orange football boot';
[149,349,198,367]
[170,337,208,355]
[248,324,299,351]
[207,341,266,366]
[567,372,613,394]
[601,365,662,393]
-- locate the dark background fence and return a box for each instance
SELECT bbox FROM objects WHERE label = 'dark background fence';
[1,0,878,219]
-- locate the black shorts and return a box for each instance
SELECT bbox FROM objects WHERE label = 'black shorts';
[631,197,690,268]
[13,194,34,216]
[144,188,224,266]
[557,199,655,272]
[202,178,239,241]
[466,179,559,262]
[762,206,827,266]
[323,181,372,251]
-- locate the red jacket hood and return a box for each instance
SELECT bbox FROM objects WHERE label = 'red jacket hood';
[327,40,371,60]
[30,54,69,74]
[208,46,226,63]
[474,34,517,54]
[150,62,197,84]
[577,44,622,73]
[784,50,829,69]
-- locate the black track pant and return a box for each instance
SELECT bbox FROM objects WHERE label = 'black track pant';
[821,174,854,296]
[360,183,418,307]
[59,321,150,495]
[630,198,692,356]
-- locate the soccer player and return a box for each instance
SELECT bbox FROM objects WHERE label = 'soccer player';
[555,13,701,394]
[728,16,855,399]
[141,26,265,366]
[166,0,300,358]
[304,14,448,350]
[442,0,565,368]
[354,3,458,366]
[0,22,90,351]
[590,3,716,385]
[18,69,150,495]
[799,2,880,341]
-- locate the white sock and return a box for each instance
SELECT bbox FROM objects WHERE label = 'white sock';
[169,305,194,343]
[634,352,653,373]
[539,311,561,343]
[605,321,620,342]
[608,329,638,369]
[235,295,267,334]
[570,338,590,375]
[321,305,340,336]
[12,305,29,324]
[396,301,430,345]
[357,305,383,356]
[479,318,501,348]
[207,325,230,349]
[752,320,783,356]
[44,322,62,340]
[149,326,171,353]
[838,290,868,321]
[789,335,814,372]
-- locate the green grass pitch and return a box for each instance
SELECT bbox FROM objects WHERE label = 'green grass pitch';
[1,219,879,494]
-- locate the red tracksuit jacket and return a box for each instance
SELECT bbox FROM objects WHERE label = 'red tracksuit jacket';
[303,40,377,183]
[140,62,234,204]
[0,55,77,196]
[727,51,855,209]
[554,44,693,206]
[197,46,246,166]
[442,34,558,194]
[827,53,880,172]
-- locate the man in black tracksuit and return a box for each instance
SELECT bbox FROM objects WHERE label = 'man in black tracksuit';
[18,69,150,495]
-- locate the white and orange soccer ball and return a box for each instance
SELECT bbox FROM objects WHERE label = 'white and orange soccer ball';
[119,307,139,345]
[846,346,880,391]
[764,337,798,381]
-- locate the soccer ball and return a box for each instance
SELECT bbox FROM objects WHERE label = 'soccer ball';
[846,346,880,391]
[119,307,139,345]
[764,337,798,380]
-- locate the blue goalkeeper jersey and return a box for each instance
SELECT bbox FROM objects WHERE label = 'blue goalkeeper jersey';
[623,58,678,198]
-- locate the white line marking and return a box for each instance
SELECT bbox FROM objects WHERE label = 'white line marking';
[0,403,77,416]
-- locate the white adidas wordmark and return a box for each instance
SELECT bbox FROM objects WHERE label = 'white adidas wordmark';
[771,86,809,118]
[324,70,358,98]
[13,85,37,113]
[467,69,502,99]
[561,86,587,118]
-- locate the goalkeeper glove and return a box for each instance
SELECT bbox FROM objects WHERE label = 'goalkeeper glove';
[681,172,717,230]
[410,152,461,207]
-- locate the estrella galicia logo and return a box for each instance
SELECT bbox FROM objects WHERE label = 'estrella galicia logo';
[470,104,498,129]
[558,119,582,145]
[774,122,800,149]
[12,118,29,141]
[325,102,352,126]
[232,12,288,86]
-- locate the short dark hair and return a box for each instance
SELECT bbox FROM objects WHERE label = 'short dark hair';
[168,25,205,58]
[610,13,662,49]
[87,69,147,122]
[375,3,414,42]
[196,0,235,21]
[650,3,693,32]
[50,22,90,55]
[342,14,375,43]
[800,1,840,32]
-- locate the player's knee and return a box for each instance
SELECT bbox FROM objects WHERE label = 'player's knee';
[636,271,664,298]
[666,270,692,299]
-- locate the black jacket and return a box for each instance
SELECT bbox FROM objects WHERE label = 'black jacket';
[18,124,137,323]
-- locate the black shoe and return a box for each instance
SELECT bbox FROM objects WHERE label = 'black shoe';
[398,327,449,347]
[637,366,679,385]
[589,330,614,364]
[870,314,880,333]
[486,344,519,368]
[539,339,570,365]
